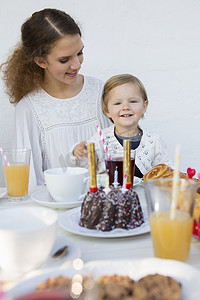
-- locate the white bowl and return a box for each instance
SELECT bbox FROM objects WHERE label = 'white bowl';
[44,167,89,202]
[0,206,58,277]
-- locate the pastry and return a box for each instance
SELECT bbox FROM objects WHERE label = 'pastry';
[143,164,174,181]
[143,164,189,182]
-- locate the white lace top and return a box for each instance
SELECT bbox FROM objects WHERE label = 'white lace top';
[67,124,173,174]
[13,76,110,188]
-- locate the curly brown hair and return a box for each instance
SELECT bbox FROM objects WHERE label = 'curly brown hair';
[0,8,81,104]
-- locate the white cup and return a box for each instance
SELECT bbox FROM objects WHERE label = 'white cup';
[44,167,89,202]
[0,207,57,279]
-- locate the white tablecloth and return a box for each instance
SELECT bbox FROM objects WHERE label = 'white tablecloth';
[1,183,200,291]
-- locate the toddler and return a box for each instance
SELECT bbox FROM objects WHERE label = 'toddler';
[67,74,172,177]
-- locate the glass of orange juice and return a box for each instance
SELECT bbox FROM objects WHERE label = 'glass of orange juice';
[144,178,198,262]
[2,149,31,201]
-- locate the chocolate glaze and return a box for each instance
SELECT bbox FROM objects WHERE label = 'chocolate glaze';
[79,187,106,229]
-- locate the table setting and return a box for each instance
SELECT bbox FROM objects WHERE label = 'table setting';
[0,143,200,300]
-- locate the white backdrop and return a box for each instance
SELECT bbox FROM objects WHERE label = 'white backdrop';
[0,0,200,186]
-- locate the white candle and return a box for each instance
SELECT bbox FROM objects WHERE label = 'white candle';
[104,172,111,194]
[114,166,118,183]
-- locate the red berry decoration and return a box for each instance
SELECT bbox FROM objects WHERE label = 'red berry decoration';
[187,168,196,179]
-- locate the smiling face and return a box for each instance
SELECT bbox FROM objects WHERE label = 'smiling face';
[35,34,84,88]
[106,83,148,136]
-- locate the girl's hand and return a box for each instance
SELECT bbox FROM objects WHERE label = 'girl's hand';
[73,142,88,161]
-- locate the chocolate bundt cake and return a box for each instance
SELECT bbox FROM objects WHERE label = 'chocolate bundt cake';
[80,186,144,231]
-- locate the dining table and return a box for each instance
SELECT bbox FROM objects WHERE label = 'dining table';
[1,180,200,295]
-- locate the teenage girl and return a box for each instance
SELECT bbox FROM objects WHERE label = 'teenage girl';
[1,8,110,188]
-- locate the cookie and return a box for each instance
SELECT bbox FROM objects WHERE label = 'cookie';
[133,273,182,300]
[36,275,72,291]
[95,275,135,300]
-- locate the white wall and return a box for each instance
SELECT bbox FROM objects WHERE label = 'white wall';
[0,0,200,186]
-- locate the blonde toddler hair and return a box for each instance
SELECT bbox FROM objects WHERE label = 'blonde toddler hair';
[101,74,148,123]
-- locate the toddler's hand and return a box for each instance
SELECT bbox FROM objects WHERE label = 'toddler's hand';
[73,142,88,161]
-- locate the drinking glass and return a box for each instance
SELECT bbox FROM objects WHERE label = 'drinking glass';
[144,178,198,262]
[105,150,135,186]
[2,148,31,201]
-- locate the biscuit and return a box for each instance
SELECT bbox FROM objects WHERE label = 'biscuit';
[133,273,182,300]
[36,275,72,291]
[95,275,135,300]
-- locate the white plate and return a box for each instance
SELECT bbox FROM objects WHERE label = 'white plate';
[59,207,150,238]
[99,175,142,187]
[6,262,84,298]
[86,258,200,299]
[0,235,81,282]
[31,187,84,209]
[31,177,142,210]
[0,187,7,198]
[6,258,200,299]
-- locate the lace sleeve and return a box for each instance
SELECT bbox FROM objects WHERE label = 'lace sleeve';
[14,99,44,188]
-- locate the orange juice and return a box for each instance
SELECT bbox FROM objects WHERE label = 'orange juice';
[150,210,193,261]
[3,163,30,197]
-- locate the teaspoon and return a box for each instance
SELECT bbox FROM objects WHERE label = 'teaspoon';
[51,245,68,261]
